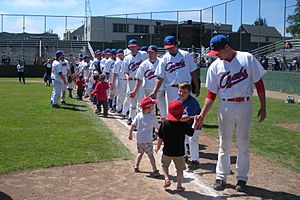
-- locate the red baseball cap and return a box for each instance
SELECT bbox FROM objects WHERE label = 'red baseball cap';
[167,100,184,121]
[140,97,158,110]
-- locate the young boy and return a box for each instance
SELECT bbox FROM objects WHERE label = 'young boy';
[156,100,197,191]
[76,75,85,100]
[177,82,201,169]
[94,74,109,117]
[128,97,160,177]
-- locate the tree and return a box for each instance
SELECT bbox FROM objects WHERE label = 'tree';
[287,0,300,37]
[254,17,268,26]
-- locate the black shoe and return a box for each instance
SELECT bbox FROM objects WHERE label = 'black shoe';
[52,104,60,109]
[188,160,200,170]
[236,180,247,192]
[133,166,140,173]
[213,179,226,191]
[61,100,66,104]
[127,118,132,125]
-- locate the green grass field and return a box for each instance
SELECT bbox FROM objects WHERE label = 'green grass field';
[197,88,300,172]
[0,78,131,175]
[0,78,299,174]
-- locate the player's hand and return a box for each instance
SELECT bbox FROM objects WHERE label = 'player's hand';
[160,117,166,122]
[148,92,157,100]
[257,107,266,122]
[129,91,136,98]
[194,86,200,97]
[195,114,204,129]
[127,76,133,81]
[128,135,133,140]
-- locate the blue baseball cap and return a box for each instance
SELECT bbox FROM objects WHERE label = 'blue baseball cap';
[110,49,117,55]
[95,50,102,55]
[56,50,64,58]
[140,46,148,51]
[128,39,138,47]
[147,45,158,53]
[102,50,106,54]
[208,34,230,56]
[105,48,111,54]
[116,49,124,55]
[83,54,91,59]
[164,36,177,49]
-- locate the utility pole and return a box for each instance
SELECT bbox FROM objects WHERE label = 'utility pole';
[85,0,92,53]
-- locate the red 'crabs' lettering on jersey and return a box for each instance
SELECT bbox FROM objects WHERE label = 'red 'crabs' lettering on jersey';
[165,59,185,73]
[219,67,248,89]
[110,63,114,69]
[128,60,143,72]
[144,69,157,80]
[62,63,67,67]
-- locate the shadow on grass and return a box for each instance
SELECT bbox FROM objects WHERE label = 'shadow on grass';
[226,184,300,200]
[64,103,87,108]
[60,106,87,112]
[203,124,219,129]
[0,192,13,200]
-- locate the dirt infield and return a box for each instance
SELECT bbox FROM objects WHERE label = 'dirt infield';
[0,99,300,200]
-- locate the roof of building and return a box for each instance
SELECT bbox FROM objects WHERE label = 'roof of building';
[239,24,282,38]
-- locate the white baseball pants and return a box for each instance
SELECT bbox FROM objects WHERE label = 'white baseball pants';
[125,80,137,119]
[166,86,180,105]
[216,100,252,182]
[145,89,167,118]
[116,79,127,111]
[51,79,64,105]
[185,129,201,161]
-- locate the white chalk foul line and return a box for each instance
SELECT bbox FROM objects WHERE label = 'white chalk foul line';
[115,115,222,199]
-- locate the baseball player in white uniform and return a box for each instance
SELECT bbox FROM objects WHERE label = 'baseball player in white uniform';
[149,36,200,105]
[103,49,117,112]
[100,49,111,72]
[129,45,167,118]
[123,39,148,125]
[92,50,102,74]
[196,34,267,192]
[50,50,67,108]
[60,57,70,104]
[111,49,127,114]
[80,55,92,97]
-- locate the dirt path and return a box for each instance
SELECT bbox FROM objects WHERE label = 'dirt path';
[1,99,299,200]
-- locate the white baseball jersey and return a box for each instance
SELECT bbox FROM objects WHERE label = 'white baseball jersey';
[60,59,70,76]
[51,60,63,81]
[206,51,266,98]
[113,58,125,80]
[91,58,100,71]
[135,59,161,90]
[123,51,148,78]
[103,58,116,81]
[100,58,107,72]
[81,61,91,80]
[155,49,197,88]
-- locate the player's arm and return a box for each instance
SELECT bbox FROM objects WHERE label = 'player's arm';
[255,79,266,122]
[59,72,66,84]
[128,124,136,140]
[196,90,216,127]
[155,138,163,153]
[149,77,164,99]
[180,115,193,122]
[111,73,118,90]
[191,69,200,97]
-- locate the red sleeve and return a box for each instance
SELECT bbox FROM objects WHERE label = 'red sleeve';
[206,90,217,101]
[254,79,265,93]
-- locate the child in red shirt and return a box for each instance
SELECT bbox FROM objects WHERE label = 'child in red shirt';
[94,74,109,117]
[76,75,85,100]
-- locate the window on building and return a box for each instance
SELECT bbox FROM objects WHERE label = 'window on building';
[134,25,149,33]
[113,24,128,33]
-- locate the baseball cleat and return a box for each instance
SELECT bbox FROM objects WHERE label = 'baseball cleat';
[213,179,226,191]
[235,180,247,192]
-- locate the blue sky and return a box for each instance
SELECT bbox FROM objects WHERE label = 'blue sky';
[0,0,296,38]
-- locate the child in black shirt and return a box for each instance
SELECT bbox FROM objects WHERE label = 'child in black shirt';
[156,100,197,192]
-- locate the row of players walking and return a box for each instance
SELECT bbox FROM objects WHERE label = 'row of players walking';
[49,34,267,193]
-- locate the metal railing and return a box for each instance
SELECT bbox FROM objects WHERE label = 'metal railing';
[251,38,300,58]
